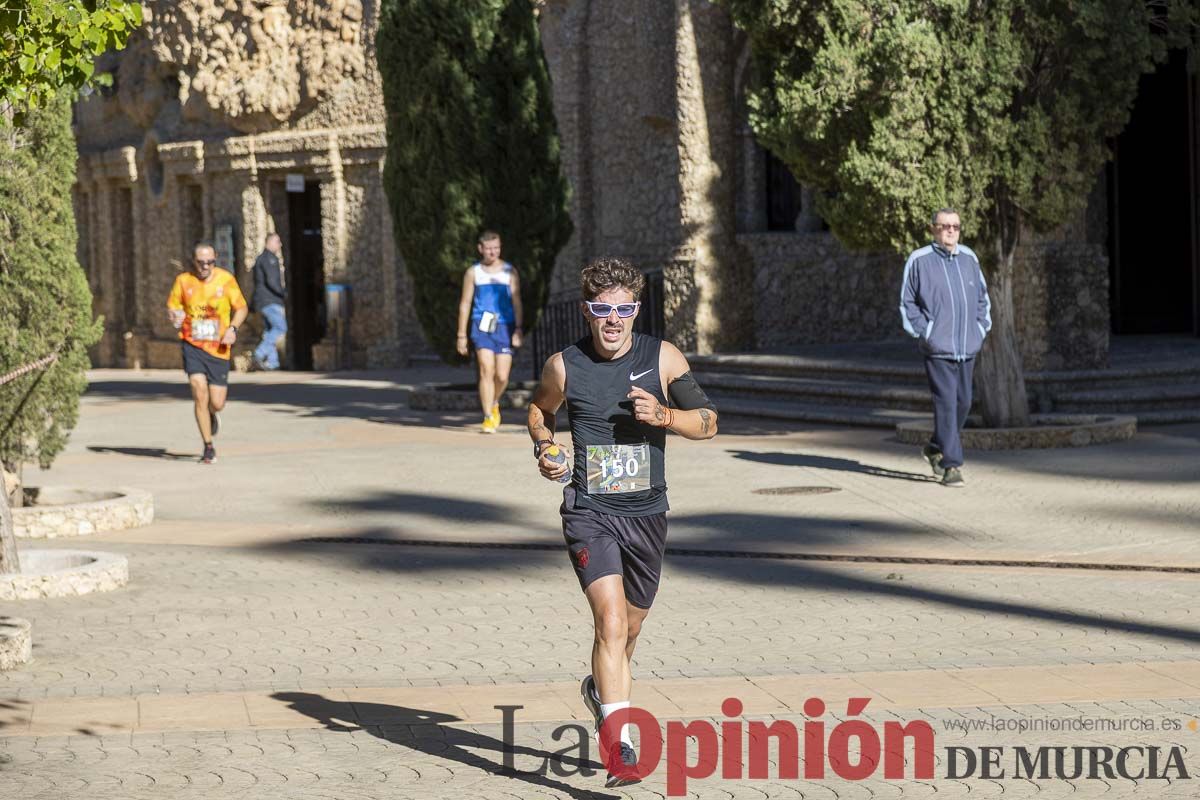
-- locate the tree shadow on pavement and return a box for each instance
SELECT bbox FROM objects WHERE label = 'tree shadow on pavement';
[271,692,615,800]
[675,555,1200,645]
[728,449,938,482]
[84,379,474,428]
[86,446,196,461]
[307,491,522,524]
[255,528,1200,647]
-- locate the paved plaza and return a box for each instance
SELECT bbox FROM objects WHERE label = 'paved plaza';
[2,368,1200,798]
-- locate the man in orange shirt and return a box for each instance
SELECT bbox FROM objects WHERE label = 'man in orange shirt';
[167,242,249,464]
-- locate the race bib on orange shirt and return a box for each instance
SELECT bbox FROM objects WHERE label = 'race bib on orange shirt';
[167,268,246,358]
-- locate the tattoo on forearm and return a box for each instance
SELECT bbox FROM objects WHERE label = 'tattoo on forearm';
[528,405,555,440]
[699,408,712,436]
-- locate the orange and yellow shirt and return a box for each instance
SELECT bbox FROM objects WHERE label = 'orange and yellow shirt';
[166,268,247,360]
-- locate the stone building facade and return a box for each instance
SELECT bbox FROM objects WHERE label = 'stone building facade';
[74,0,1196,371]
[73,0,422,369]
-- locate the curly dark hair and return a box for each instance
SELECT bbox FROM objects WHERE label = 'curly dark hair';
[580,257,645,301]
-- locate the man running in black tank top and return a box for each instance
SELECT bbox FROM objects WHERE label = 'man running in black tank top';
[527,257,719,788]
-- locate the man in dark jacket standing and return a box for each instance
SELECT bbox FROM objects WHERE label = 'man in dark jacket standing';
[251,233,287,371]
[900,209,991,487]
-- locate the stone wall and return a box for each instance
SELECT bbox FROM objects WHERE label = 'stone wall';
[1012,244,1110,371]
[536,1,751,352]
[745,230,1110,370]
[75,127,428,369]
[743,232,901,350]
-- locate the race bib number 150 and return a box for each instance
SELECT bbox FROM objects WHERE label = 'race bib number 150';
[586,444,651,495]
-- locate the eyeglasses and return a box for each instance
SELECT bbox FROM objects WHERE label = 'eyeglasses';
[585,301,640,318]
[194,259,216,266]
[934,224,961,232]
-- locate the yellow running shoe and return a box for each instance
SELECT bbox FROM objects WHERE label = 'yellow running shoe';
[481,414,498,434]
[490,403,501,426]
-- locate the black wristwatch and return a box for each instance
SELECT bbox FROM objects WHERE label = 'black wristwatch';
[228,325,238,335]
[533,439,554,459]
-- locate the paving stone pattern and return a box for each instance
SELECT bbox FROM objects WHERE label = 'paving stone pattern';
[1,369,1198,798]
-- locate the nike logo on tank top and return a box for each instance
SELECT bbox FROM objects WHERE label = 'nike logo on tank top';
[562,333,669,516]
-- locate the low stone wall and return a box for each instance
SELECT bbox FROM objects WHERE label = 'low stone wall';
[0,550,130,601]
[0,617,32,670]
[13,487,154,539]
[896,414,1136,450]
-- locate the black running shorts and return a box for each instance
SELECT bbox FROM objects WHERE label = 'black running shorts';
[182,342,231,387]
[560,485,669,610]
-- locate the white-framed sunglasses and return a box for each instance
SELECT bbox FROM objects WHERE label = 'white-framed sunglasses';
[584,301,641,319]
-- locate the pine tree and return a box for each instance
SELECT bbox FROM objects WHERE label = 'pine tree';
[723,0,1197,426]
[378,0,573,362]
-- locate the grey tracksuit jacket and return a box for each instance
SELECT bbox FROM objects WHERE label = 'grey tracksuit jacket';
[899,242,992,361]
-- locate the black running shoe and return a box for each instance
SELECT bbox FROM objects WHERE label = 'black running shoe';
[201,443,216,464]
[580,675,603,737]
[605,742,640,788]
[210,410,221,437]
[941,467,965,487]
[922,443,944,477]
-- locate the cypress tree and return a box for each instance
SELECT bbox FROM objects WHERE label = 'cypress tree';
[0,94,100,474]
[378,0,573,363]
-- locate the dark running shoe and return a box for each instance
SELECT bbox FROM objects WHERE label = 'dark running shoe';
[605,741,641,789]
[201,443,217,464]
[580,675,603,737]
[210,410,221,437]
[942,467,965,488]
[922,443,944,477]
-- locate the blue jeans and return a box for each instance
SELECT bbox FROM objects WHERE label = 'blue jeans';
[254,303,287,369]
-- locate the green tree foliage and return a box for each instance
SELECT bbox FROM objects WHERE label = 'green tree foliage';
[378,0,573,362]
[723,0,1197,425]
[1,0,143,114]
[0,94,101,471]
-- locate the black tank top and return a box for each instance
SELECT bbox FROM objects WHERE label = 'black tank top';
[563,333,669,516]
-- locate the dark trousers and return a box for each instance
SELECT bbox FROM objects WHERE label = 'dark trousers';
[924,356,975,469]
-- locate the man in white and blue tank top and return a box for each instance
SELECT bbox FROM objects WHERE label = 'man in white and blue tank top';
[526,257,720,787]
[456,230,524,433]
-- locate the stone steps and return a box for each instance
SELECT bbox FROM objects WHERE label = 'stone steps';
[696,355,1200,428]
[701,371,932,411]
[711,395,928,429]
[693,352,1200,393]
[1054,383,1200,421]
[691,353,926,386]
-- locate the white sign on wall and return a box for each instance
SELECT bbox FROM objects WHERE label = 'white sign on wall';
[286,174,306,193]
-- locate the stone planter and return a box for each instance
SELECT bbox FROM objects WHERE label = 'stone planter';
[13,487,153,539]
[895,414,1137,450]
[0,550,129,600]
[409,381,537,412]
[0,617,32,670]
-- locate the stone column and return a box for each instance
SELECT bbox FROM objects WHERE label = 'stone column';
[668,0,750,353]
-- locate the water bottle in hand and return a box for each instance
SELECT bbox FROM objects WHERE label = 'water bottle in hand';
[544,444,571,484]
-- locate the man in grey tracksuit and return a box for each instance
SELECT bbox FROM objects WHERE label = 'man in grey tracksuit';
[900,208,991,487]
